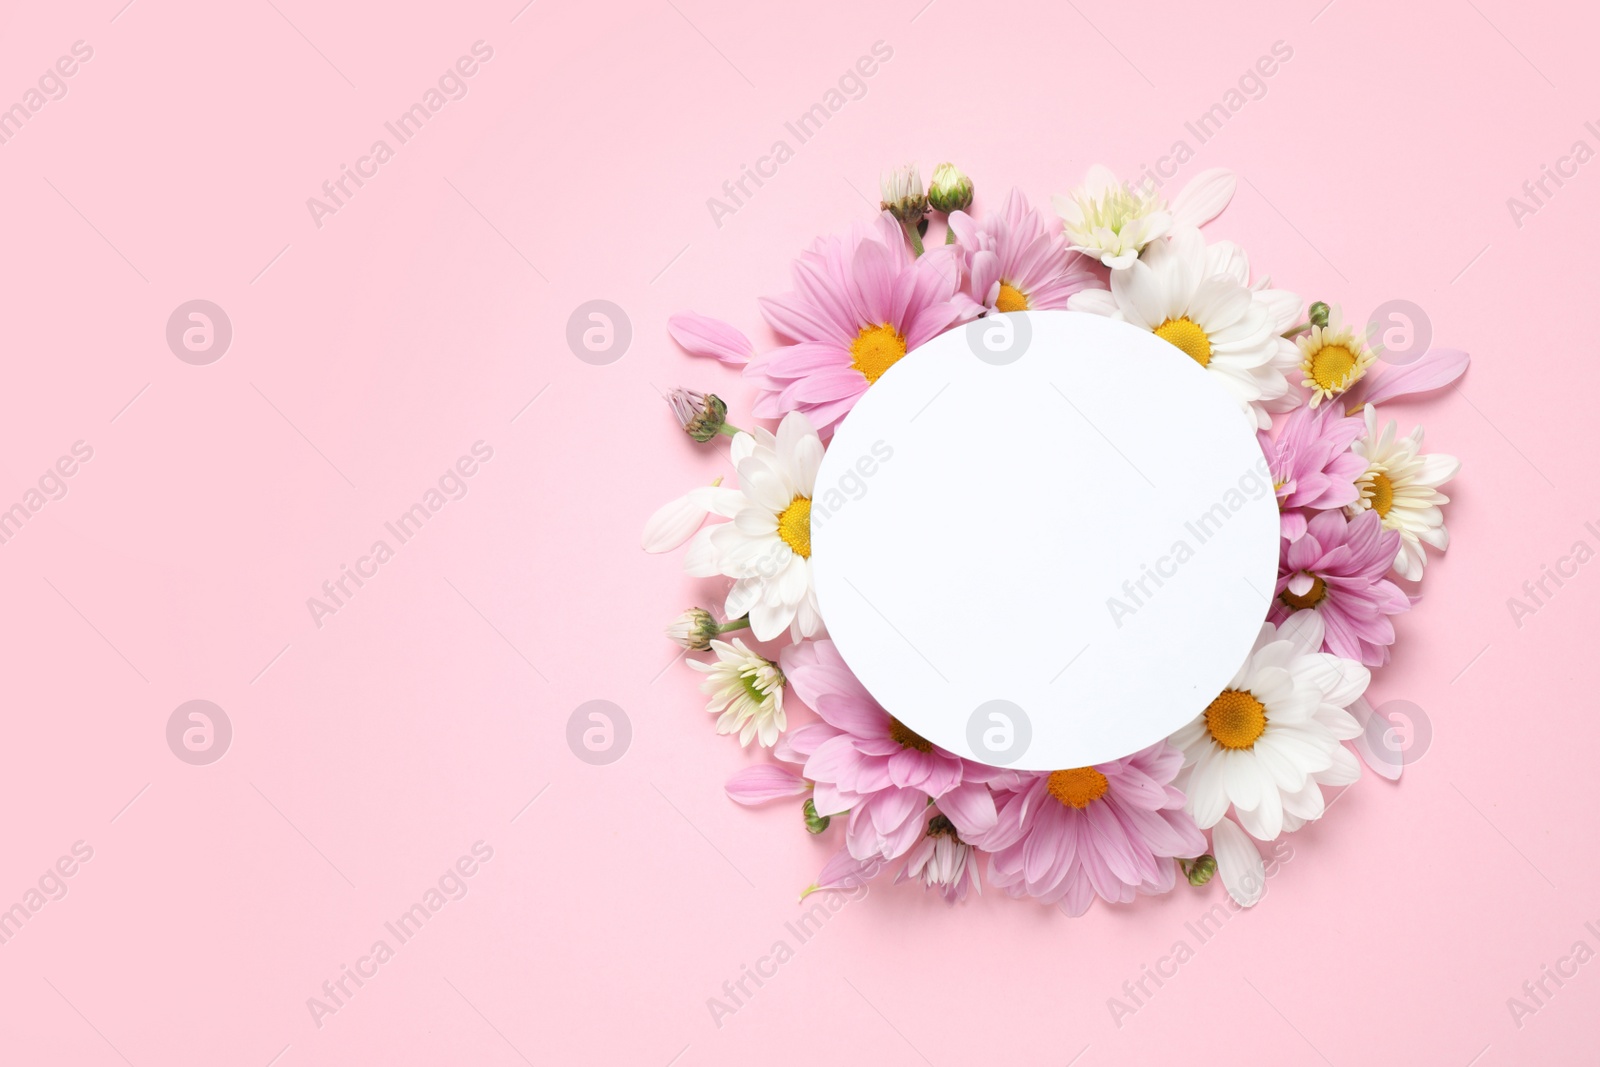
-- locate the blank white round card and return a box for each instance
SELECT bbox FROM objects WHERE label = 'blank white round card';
[811,310,1280,771]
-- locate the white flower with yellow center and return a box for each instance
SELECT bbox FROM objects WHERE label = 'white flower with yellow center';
[1053,166,1237,270]
[684,410,824,642]
[1297,309,1376,407]
[1068,228,1298,428]
[688,638,786,747]
[1168,611,1365,851]
[1346,404,1459,581]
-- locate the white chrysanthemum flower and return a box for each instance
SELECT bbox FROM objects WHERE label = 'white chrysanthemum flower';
[683,410,824,641]
[688,638,786,747]
[1053,166,1235,269]
[1068,227,1298,428]
[1169,611,1366,846]
[1347,404,1459,581]
[1297,309,1376,407]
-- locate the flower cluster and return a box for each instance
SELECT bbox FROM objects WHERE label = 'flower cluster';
[646,162,1467,913]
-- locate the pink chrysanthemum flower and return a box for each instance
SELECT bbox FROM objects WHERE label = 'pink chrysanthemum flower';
[973,743,1205,916]
[1258,402,1368,542]
[774,639,997,861]
[947,187,1099,317]
[1269,509,1410,667]
[746,212,966,435]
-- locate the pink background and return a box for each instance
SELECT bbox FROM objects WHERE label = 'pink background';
[0,0,1594,1063]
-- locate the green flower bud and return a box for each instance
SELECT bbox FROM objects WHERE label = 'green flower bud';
[1309,302,1330,329]
[803,797,830,835]
[927,162,974,214]
[666,388,728,443]
[1181,854,1217,887]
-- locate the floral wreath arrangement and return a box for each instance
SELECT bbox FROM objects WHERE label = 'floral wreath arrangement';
[643,162,1467,914]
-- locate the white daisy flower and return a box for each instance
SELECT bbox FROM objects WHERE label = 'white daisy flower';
[1053,166,1236,269]
[1068,228,1298,428]
[1168,611,1366,846]
[684,410,824,641]
[1296,308,1376,407]
[688,638,786,747]
[1347,404,1460,581]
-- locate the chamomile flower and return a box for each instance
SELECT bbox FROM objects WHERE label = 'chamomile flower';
[1346,404,1460,580]
[688,638,786,747]
[1297,310,1376,407]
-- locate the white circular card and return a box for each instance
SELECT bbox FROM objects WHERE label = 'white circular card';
[811,310,1279,771]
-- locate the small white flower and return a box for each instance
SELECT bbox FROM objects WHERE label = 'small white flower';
[688,638,786,747]
[1053,165,1235,269]
[1347,404,1459,581]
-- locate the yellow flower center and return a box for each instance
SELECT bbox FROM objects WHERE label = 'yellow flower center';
[995,282,1029,313]
[1154,317,1212,367]
[1308,343,1358,393]
[888,717,933,752]
[1204,690,1268,750]
[849,323,908,384]
[1369,471,1395,518]
[777,495,812,558]
[1279,574,1327,610]
[1047,767,1110,809]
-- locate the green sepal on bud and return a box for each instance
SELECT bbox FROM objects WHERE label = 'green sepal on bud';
[802,798,830,835]
[1180,854,1217,887]
[1308,302,1330,329]
[927,162,974,214]
[666,388,728,443]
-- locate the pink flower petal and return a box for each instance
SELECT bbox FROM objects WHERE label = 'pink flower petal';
[667,311,755,365]
[725,764,810,805]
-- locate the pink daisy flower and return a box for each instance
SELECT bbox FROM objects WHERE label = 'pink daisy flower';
[948,187,1099,316]
[746,212,966,435]
[775,639,998,861]
[1259,401,1367,541]
[893,810,981,902]
[1270,509,1410,667]
[973,743,1205,916]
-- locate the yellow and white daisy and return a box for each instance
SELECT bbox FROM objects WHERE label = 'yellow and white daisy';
[1169,612,1365,849]
[1297,309,1376,407]
[683,410,824,641]
[688,638,786,747]
[1347,404,1460,581]
[1067,228,1298,428]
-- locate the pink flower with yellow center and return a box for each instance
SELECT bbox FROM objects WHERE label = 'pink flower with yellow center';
[746,212,966,435]
[947,187,1099,317]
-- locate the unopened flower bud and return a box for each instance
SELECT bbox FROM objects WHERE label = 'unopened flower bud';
[1181,854,1217,887]
[666,387,728,443]
[927,163,974,214]
[1309,302,1330,329]
[666,607,720,651]
[803,797,830,834]
[879,163,928,226]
